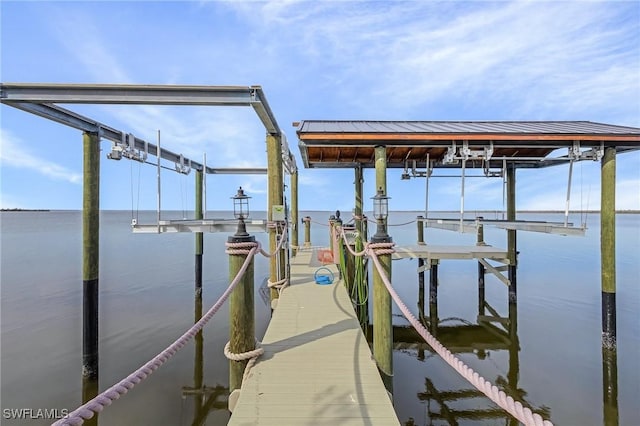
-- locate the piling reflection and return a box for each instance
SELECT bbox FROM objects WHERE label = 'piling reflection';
[81,377,99,426]
[393,270,551,425]
[180,286,228,425]
[602,347,619,426]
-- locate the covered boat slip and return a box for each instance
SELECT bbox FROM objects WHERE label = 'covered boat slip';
[297,119,640,236]
[296,120,640,170]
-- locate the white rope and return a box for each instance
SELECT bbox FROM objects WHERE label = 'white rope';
[366,246,554,426]
[224,341,265,384]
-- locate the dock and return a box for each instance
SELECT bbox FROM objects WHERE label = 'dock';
[228,249,400,426]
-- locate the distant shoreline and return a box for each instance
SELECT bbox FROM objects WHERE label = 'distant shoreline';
[1,208,50,212]
[2,208,638,214]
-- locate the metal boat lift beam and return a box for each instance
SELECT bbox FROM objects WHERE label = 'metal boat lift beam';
[1,83,280,131]
[1,83,296,174]
[424,218,587,236]
[132,219,268,234]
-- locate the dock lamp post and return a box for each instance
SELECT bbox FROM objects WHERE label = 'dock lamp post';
[231,186,253,240]
[371,187,391,243]
[228,186,256,397]
[370,188,393,392]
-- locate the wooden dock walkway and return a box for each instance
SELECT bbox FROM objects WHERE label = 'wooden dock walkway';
[228,249,400,426]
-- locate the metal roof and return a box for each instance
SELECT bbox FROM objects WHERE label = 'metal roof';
[298,120,640,135]
[296,120,640,169]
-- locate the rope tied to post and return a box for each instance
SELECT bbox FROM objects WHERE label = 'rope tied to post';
[225,241,258,255]
[367,241,396,256]
[267,277,289,291]
[224,340,265,384]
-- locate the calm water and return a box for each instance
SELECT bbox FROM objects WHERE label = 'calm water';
[1,210,639,425]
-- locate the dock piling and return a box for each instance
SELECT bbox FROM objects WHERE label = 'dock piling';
[429,260,438,305]
[291,170,299,255]
[82,131,100,383]
[476,216,486,312]
[303,216,311,247]
[601,146,617,349]
[506,165,517,303]
[372,145,393,391]
[267,134,285,302]
[417,215,425,245]
[195,169,203,291]
[227,228,256,392]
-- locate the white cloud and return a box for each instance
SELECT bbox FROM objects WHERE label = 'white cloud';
[0,129,82,184]
[45,7,270,169]
[224,1,639,121]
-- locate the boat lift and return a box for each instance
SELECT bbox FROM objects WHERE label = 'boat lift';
[411,141,597,237]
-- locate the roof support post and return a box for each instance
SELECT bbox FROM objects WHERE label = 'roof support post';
[600,147,619,425]
[267,134,285,303]
[372,145,393,393]
[355,165,363,238]
[601,147,616,349]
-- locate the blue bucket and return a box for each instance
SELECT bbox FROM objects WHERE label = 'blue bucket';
[314,267,334,285]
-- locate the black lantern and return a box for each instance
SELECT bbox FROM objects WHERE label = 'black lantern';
[230,187,253,240]
[232,186,250,220]
[371,187,391,242]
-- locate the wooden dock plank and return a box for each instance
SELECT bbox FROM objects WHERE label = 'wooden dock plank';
[228,250,400,426]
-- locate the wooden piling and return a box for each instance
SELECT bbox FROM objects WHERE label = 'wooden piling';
[418,259,425,318]
[477,216,486,313]
[291,170,299,256]
[429,260,438,305]
[417,215,425,245]
[82,132,100,382]
[267,134,284,301]
[601,146,617,349]
[195,169,203,291]
[228,232,256,392]
[476,217,485,246]
[303,216,311,247]
[506,165,517,303]
[355,165,363,237]
[372,145,392,391]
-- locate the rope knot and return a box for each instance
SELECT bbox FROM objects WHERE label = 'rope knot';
[224,340,265,384]
[367,242,396,256]
[267,277,289,290]
[225,241,259,255]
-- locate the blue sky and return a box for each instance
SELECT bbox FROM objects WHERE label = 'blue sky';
[1,0,639,214]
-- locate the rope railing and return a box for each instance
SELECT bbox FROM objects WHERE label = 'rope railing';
[366,246,554,426]
[54,223,295,426]
[334,226,553,426]
[53,244,259,426]
[362,216,416,227]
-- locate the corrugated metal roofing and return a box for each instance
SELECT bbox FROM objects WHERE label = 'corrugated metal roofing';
[296,120,640,169]
[298,120,640,135]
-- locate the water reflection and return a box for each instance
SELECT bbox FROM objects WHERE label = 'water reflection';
[394,267,552,425]
[81,377,98,426]
[180,287,228,425]
[602,347,619,426]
